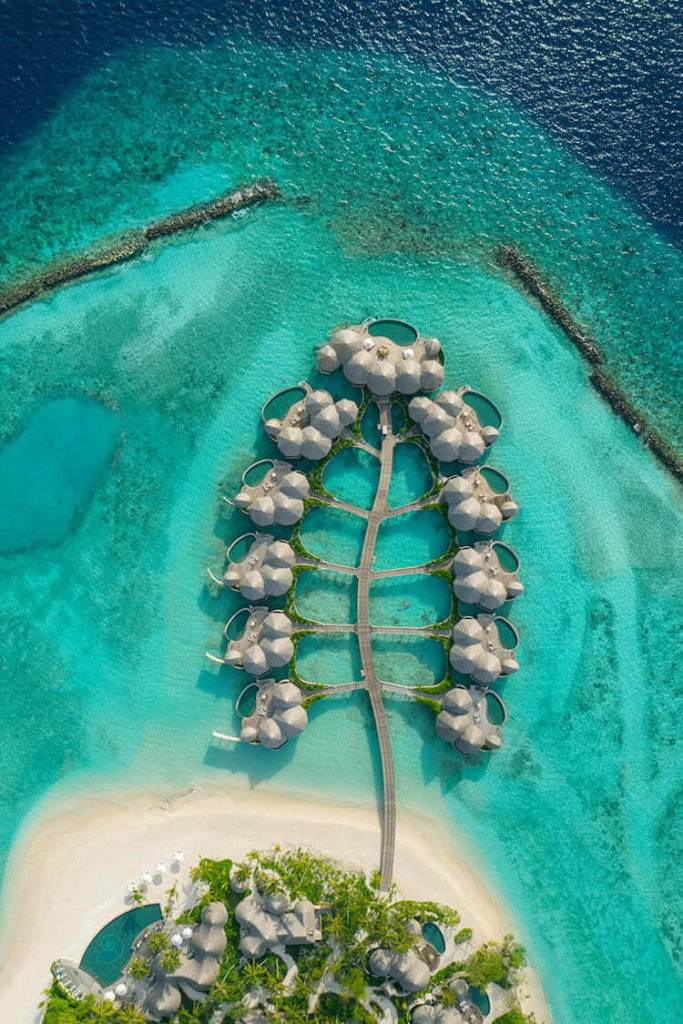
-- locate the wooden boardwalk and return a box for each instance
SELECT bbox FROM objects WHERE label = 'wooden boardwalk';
[355,399,397,891]
[295,400,452,892]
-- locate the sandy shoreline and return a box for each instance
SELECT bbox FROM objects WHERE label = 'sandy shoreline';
[0,780,552,1023]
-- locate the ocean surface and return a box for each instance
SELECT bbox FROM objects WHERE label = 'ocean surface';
[0,3,682,1023]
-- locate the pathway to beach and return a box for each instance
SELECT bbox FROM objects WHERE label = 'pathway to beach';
[306,398,451,890]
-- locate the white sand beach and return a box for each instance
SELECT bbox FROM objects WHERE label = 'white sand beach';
[0,781,551,1023]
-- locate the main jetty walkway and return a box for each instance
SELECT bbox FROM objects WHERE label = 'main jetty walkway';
[206,318,525,891]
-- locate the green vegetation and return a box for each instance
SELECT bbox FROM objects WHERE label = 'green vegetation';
[288,660,325,691]
[414,696,443,715]
[128,956,150,980]
[464,935,526,990]
[160,948,181,973]
[288,523,319,563]
[147,929,168,955]
[284,583,320,626]
[316,992,376,1023]
[302,692,327,710]
[492,1009,532,1024]
[190,857,235,905]
[41,981,140,1024]
[346,392,371,439]
[41,852,528,1024]
[415,674,452,697]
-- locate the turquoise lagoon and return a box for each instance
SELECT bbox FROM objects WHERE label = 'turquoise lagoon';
[0,39,681,1024]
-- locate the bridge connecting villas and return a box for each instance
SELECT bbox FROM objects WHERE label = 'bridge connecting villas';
[207,318,524,890]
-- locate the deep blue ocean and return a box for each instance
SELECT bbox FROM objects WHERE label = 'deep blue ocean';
[1,0,681,243]
[0,3,681,1023]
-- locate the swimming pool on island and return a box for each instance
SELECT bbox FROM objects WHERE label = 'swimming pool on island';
[421,920,446,954]
[79,904,162,987]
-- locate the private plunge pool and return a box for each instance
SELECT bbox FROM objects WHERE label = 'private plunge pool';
[80,904,162,987]
[421,920,446,953]
[367,318,418,346]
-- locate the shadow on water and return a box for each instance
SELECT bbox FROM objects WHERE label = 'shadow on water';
[203,730,297,784]
[383,691,493,795]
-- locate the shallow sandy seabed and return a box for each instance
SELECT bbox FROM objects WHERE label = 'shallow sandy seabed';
[0,780,551,1024]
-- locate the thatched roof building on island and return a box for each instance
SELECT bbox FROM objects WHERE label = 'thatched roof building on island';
[368,946,432,993]
[234,891,322,958]
[141,903,227,1021]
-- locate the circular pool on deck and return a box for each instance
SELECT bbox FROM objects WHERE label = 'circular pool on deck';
[367,318,418,345]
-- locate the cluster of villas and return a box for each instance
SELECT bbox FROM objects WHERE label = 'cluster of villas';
[47,319,525,1022]
[53,861,506,1023]
[207,317,523,759]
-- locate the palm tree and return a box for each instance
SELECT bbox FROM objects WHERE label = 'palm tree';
[119,1006,147,1024]
[242,959,268,988]
[177,1002,206,1023]
[128,956,150,981]
[90,1000,115,1023]
[234,861,251,883]
[205,977,231,1007]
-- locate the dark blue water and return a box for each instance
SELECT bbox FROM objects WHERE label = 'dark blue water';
[1,0,681,243]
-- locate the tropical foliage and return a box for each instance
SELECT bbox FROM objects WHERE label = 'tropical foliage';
[492,1008,532,1024]
[464,934,527,989]
[40,852,527,1024]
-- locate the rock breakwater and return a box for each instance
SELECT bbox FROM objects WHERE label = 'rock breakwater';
[0,179,280,317]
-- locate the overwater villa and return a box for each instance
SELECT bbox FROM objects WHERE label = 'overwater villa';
[235,677,308,748]
[452,543,523,611]
[232,462,309,526]
[264,385,358,458]
[209,533,296,599]
[209,606,295,676]
[205,317,524,891]
[443,467,519,535]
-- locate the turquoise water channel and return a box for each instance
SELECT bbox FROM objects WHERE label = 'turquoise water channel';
[0,200,680,1024]
[0,32,681,1024]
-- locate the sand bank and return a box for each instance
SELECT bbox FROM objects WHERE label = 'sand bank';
[0,780,552,1023]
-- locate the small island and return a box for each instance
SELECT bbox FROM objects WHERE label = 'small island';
[45,847,531,1024]
[35,319,537,1024]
